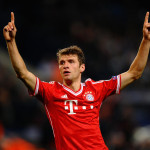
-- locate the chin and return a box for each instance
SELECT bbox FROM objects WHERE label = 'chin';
[63,77,72,82]
[64,77,71,81]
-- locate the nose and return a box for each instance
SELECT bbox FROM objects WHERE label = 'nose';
[63,62,69,69]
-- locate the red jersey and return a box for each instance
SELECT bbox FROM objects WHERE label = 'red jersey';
[30,75,121,150]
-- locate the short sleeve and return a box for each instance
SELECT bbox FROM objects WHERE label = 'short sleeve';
[28,77,54,104]
[103,75,121,98]
[28,77,40,96]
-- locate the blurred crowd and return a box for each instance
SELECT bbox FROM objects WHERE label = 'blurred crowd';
[0,0,150,150]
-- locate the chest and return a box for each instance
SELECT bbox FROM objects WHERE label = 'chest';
[49,88,102,115]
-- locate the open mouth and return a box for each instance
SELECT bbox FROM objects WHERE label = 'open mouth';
[63,71,71,75]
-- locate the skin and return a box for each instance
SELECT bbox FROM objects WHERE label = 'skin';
[3,12,150,93]
[121,12,150,89]
[58,54,85,91]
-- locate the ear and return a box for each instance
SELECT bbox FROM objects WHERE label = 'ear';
[80,64,85,73]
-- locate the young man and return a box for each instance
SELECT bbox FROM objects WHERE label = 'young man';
[3,12,150,150]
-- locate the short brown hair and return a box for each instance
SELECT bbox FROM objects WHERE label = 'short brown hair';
[57,45,85,65]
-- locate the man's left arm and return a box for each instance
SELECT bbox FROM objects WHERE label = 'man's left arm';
[121,12,150,90]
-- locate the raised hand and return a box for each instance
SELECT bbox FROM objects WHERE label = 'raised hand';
[3,12,17,41]
[143,12,150,41]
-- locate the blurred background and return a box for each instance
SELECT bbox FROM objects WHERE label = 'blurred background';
[0,0,150,150]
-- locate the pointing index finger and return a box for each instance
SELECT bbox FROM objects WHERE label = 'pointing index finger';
[11,12,15,24]
[144,11,149,24]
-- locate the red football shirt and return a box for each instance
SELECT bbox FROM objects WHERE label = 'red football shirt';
[30,75,121,150]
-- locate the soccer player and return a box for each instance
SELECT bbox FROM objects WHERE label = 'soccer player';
[3,12,150,150]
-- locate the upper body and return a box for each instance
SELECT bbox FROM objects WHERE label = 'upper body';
[29,75,121,150]
[3,12,150,150]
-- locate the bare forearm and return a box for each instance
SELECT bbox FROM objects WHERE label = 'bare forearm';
[120,12,150,90]
[128,38,150,78]
[6,39,28,78]
[3,12,36,92]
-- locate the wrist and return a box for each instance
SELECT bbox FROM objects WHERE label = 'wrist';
[6,38,16,43]
[142,37,150,43]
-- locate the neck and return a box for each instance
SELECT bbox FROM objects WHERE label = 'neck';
[63,79,81,92]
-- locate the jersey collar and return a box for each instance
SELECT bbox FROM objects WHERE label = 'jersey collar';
[61,83,84,96]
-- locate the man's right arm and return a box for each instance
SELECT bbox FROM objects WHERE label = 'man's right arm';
[3,12,36,92]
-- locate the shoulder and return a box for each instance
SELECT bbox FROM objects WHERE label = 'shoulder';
[85,78,105,85]
[85,75,120,84]
[82,78,107,94]
[84,78,105,90]
[39,79,62,89]
[84,77,118,88]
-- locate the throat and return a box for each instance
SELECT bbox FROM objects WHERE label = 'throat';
[63,80,81,92]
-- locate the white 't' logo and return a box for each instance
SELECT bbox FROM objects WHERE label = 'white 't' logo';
[64,100,78,115]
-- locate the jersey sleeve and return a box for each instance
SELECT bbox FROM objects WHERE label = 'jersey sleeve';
[28,77,54,104]
[103,75,121,98]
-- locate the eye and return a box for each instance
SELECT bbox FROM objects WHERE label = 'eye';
[69,59,74,63]
[60,60,65,65]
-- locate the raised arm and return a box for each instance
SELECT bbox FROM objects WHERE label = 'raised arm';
[3,12,36,92]
[121,12,150,90]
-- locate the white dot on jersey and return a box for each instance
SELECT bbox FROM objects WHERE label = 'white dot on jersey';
[74,106,78,110]
[65,106,68,110]
[90,105,94,109]
[82,106,86,110]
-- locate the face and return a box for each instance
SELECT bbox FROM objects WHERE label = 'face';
[58,54,85,82]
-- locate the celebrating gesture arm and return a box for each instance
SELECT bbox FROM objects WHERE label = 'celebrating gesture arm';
[3,12,36,92]
[121,12,150,90]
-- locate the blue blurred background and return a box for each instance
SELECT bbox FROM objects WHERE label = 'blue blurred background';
[0,0,150,150]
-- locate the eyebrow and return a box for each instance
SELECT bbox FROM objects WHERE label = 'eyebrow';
[68,58,74,61]
[59,58,75,63]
